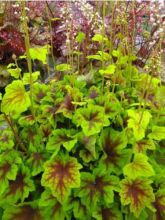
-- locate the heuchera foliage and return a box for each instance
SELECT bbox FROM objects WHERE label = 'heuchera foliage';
[0,35,165,219]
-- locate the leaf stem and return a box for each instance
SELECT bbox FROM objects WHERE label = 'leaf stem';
[4,113,27,152]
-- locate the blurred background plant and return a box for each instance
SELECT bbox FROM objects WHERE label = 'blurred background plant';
[0,0,164,89]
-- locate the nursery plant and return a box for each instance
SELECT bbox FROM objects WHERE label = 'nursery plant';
[0,1,165,220]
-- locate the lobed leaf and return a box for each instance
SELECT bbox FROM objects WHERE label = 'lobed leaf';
[41,155,82,202]
[123,153,155,179]
[1,80,31,115]
[120,178,155,217]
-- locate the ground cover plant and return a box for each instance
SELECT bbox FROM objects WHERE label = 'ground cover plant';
[0,1,165,220]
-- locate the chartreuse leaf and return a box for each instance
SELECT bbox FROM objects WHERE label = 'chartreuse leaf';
[2,201,44,220]
[92,34,108,43]
[76,31,85,43]
[0,92,2,100]
[99,64,116,76]
[22,71,40,85]
[27,144,48,176]
[99,128,129,173]
[1,80,31,115]
[92,204,122,220]
[55,64,71,72]
[72,198,91,220]
[32,82,49,103]
[41,155,82,202]
[0,150,21,194]
[73,104,109,136]
[152,189,165,220]
[87,51,111,62]
[39,189,66,220]
[133,139,155,153]
[78,133,97,162]
[46,129,77,153]
[29,45,50,64]
[127,109,152,141]
[76,169,119,212]
[0,165,35,204]
[148,126,165,141]
[7,66,21,79]
[0,129,14,151]
[120,178,155,217]
[123,154,155,179]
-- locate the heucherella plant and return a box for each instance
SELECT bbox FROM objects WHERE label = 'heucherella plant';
[0,22,165,220]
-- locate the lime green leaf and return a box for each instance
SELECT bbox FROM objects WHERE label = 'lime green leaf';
[7,67,21,79]
[1,80,31,114]
[73,199,91,220]
[22,71,40,85]
[39,189,66,220]
[93,204,122,220]
[148,126,165,141]
[18,115,35,127]
[99,128,129,173]
[0,165,35,204]
[0,129,14,150]
[97,51,111,61]
[46,129,77,153]
[77,171,119,212]
[41,155,82,202]
[29,45,49,64]
[133,139,155,153]
[27,144,48,176]
[2,202,44,220]
[127,109,152,141]
[152,189,165,220]
[79,133,97,159]
[0,92,2,100]
[92,34,108,43]
[76,31,85,43]
[123,153,155,179]
[55,63,71,72]
[99,64,116,75]
[0,151,21,194]
[73,104,109,136]
[86,54,103,61]
[112,50,120,57]
[120,178,155,217]
[87,51,111,62]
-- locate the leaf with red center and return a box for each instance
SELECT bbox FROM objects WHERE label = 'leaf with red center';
[56,94,75,118]
[1,80,31,115]
[73,104,109,136]
[2,202,43,220]
[0,150,21,193]
[96,92,122,119]
[0,166,35,204]
[151,189,165,220]
[41,155,82,202]
[76,170,119,211]
[123,153,155,179]
[39,189,67,220]
[73,199,91,220]
[133,139,155,154]
[27,144,48,176]
[120,178,155,217]
[78,133,97,159]
[33,82,49,103]
[18,115,35,127]
[46,129,77,153]
[99,128,130,173]
[0,129,14,150]
[93,204,122,220]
